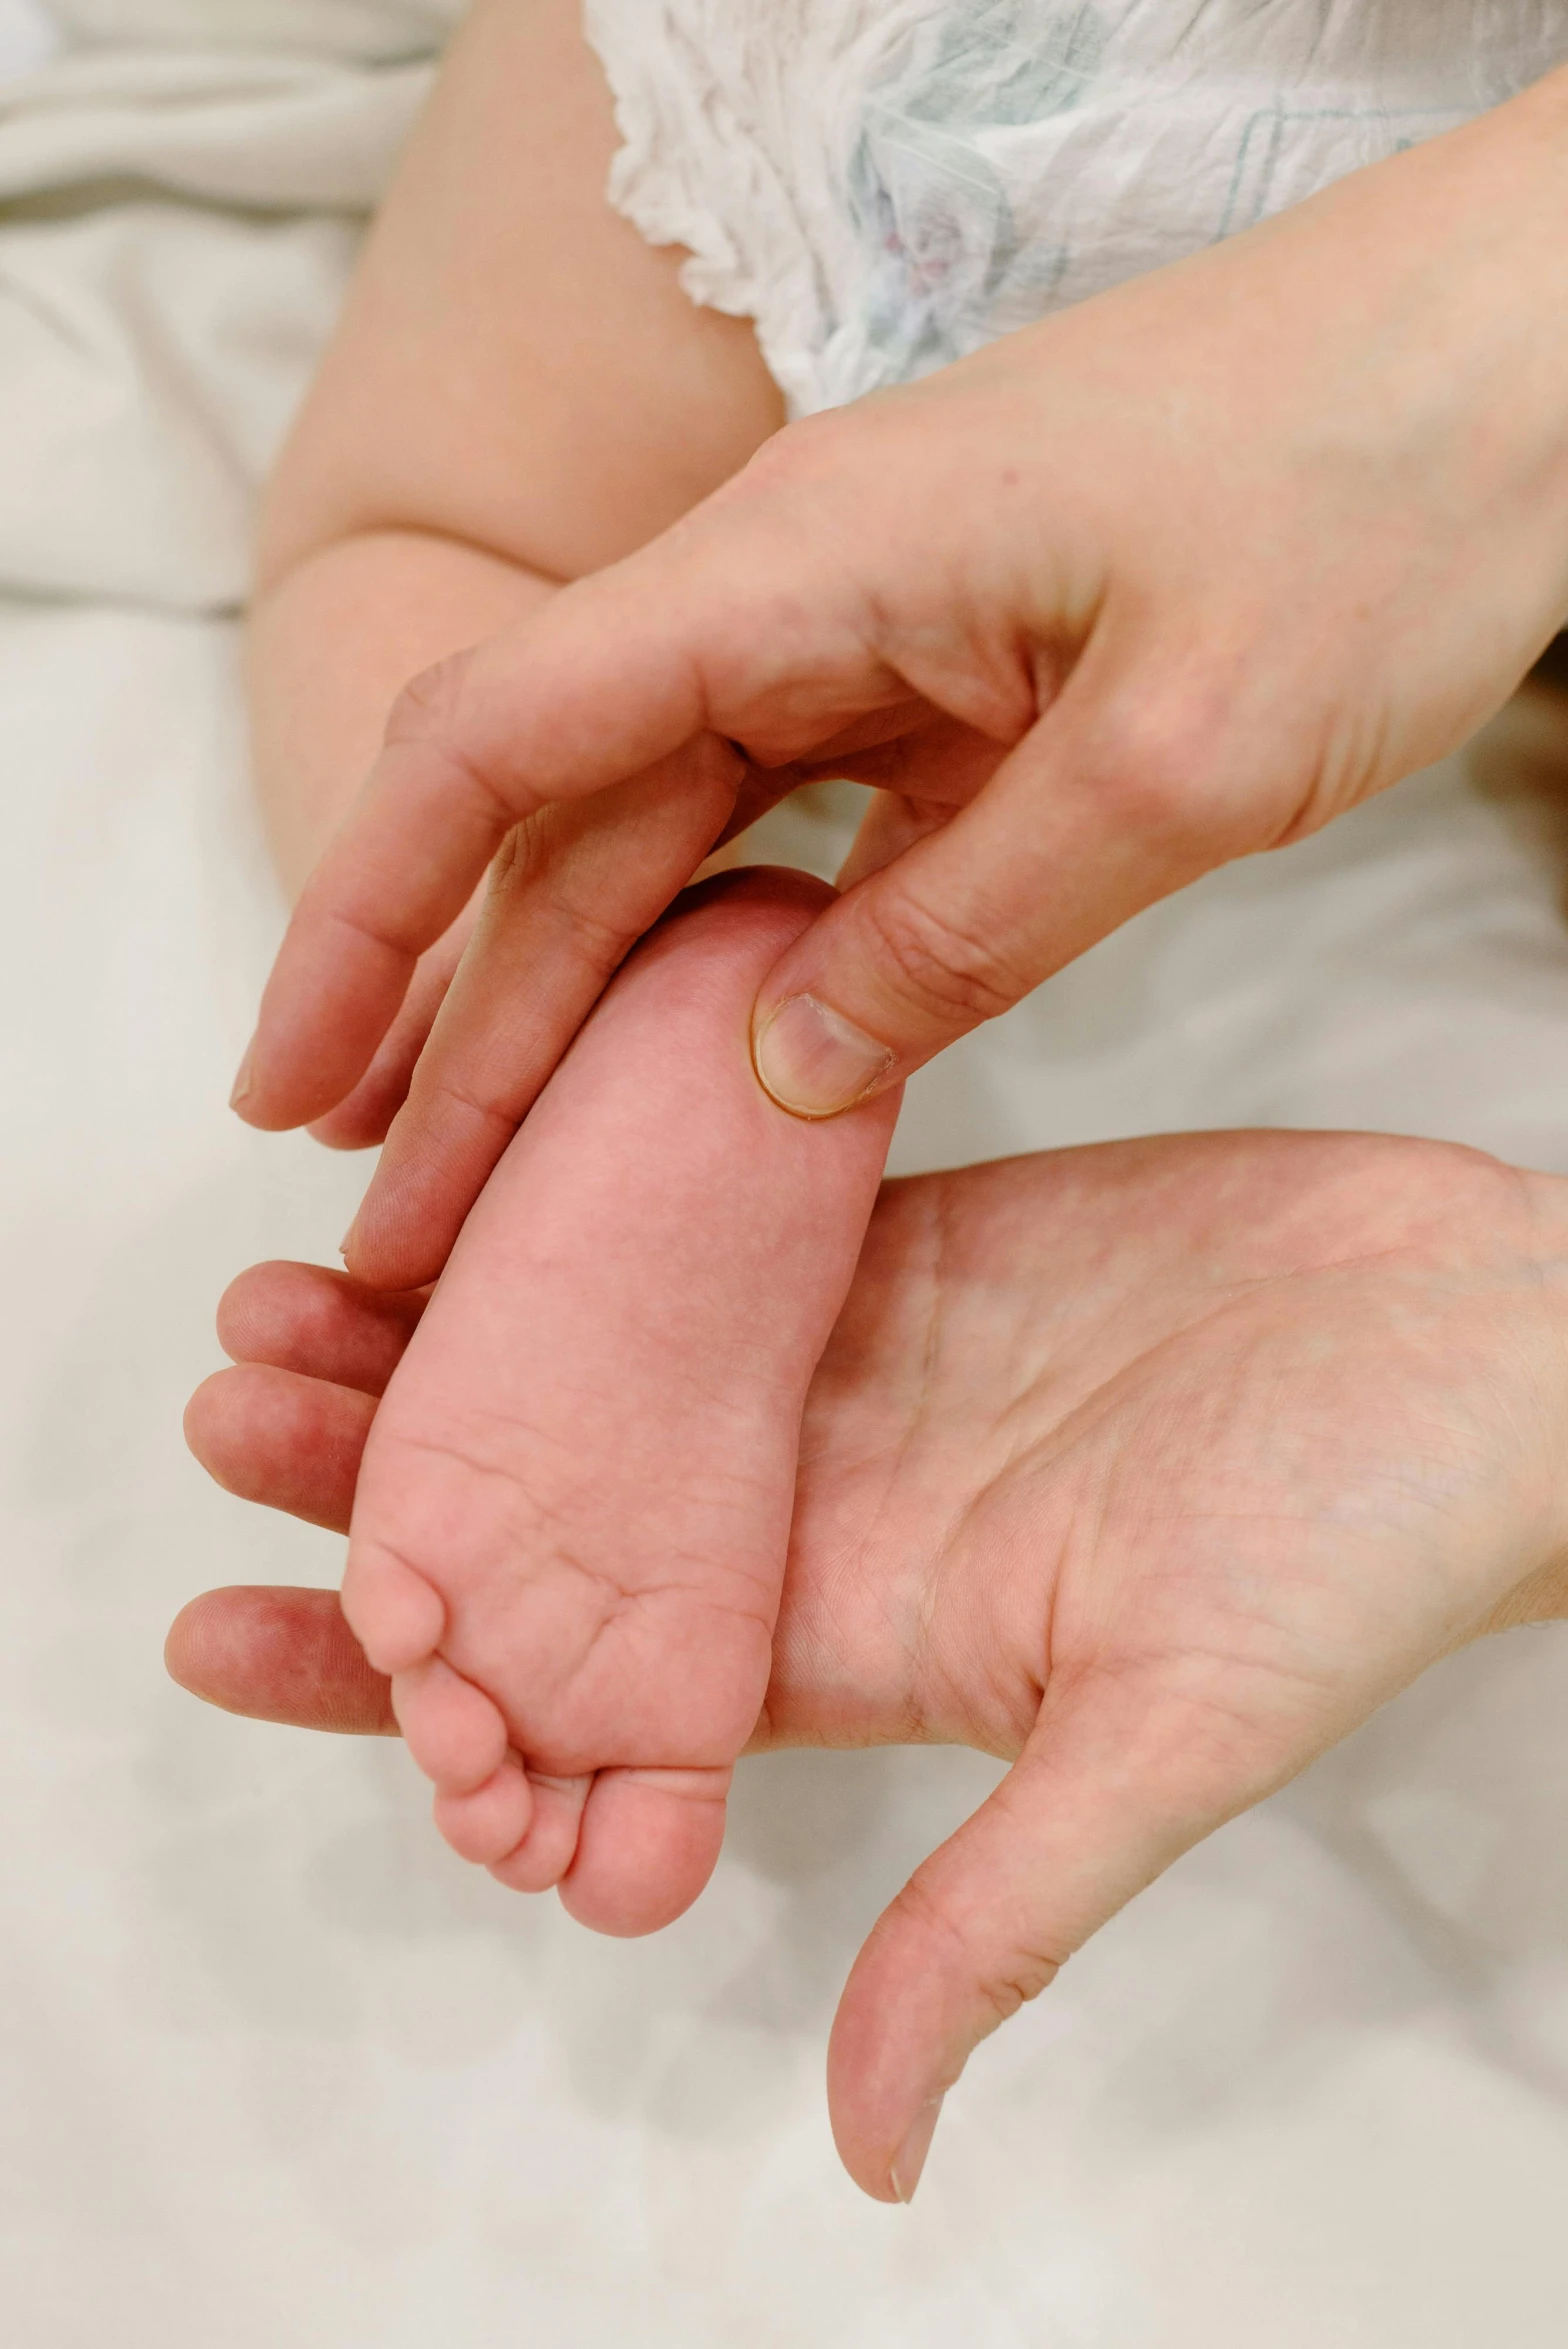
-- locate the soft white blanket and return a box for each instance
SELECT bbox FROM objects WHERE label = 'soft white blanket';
[4,7,1568,2343]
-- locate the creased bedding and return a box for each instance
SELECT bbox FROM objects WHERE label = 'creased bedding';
[4,6,1568,2344]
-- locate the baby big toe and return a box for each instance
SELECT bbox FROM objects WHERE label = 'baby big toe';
[392,1656,509,1794]
[559,1765,732,1938]
[434,1756,533,1865]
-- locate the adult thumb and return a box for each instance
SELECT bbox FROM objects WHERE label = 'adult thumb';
[826,1669,1276,2203]
[749,696,1235,1117]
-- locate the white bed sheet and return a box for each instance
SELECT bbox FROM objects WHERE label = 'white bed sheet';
[5,9,1568,2343]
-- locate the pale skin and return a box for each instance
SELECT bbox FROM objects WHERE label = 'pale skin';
[334,871,900,1938]
[178,1126,1568,2201]
[246,0,782,1166]
[210,0,1568,2201]
[236,35,1568,1285]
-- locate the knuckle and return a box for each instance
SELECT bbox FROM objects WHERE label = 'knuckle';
[385,656,522,835]
[547,893,640,981]
[858,884,1023,1028]
[1089,723,1200,834]
[974,1949,1060,2033]
[1083,687,1246,851]
[486,821,537,898]
[397,1035,522,1139]
[385,648,472,746]
[893,1877,1062,2044]
[738,406,863,499]
[480,834,642,994]
[430,1071,520,1137]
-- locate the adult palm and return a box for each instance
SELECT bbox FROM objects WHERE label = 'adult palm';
[177,1130,1568,2200]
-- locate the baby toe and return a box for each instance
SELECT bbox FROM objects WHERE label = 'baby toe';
[392,1656,508,1793]
[434,1756,533,1865]
[488,1771,593,1895]
[559,1765,732,1937]
[342,1542,446,1676]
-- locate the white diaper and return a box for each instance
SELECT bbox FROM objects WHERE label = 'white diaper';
[582,0,1568,415]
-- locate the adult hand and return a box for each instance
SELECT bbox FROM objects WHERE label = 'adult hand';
[229,76,1568,1287]
[175,1131,1568,2202]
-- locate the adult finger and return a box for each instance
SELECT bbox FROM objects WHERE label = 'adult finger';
[825,1661,1287,2205]
[752,658,1260,1115]
[215,1260,427,1397]
[306,919,474,1153]
[342,709,1017,1279]
[342,739,750,1291]
[186,1363,375,1533]
[230,553,742,1136]
[166,1586,396,1737]
[229,398,963,1139]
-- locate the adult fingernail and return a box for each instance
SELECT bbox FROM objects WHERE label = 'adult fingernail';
[229,1039,257,1111]
[752,995,894,1118]
[890,2095,944,2204]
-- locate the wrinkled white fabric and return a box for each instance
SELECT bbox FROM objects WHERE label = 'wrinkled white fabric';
[0,0,54,76]
[46,0,462,61]
[0,31,431,607]
[584,0,1568,413]
[6,7,1568,2344]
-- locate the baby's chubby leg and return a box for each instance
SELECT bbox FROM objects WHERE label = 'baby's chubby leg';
[344,871,900,1934]
[247,0,781,1149]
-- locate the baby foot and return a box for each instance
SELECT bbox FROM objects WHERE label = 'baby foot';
[342,870,899,1934]
[184,1128,1568,2199]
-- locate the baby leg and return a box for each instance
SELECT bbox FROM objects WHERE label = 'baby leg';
[342,870,899,1934]
[248,0,781,1143]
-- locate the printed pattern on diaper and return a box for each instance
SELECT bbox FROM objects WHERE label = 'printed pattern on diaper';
[848,0,1107,386]
[584,0,1568,412]
[1217,103,1469,238]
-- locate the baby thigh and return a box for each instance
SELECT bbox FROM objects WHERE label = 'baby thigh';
[248,0,785,889]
